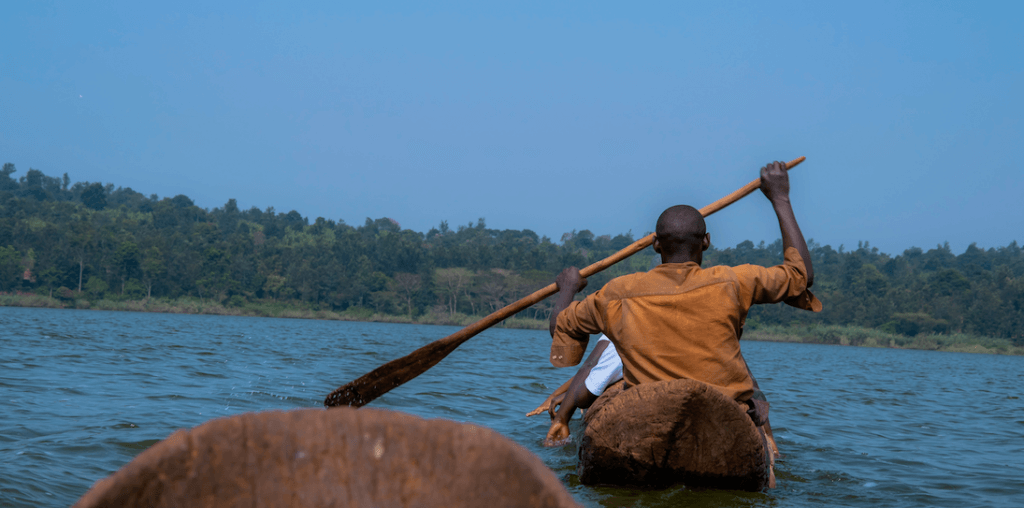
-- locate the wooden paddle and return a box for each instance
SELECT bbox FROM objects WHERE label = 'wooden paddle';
[324,156,806,408]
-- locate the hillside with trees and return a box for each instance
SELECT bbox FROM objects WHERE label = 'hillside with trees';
[1,162,1022,347]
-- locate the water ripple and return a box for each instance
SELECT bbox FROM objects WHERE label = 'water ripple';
[2,307,1023,507]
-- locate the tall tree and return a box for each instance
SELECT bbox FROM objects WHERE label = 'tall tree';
[389,273,422,317]
[80,183,107,210]
[433,267,473,317]
[68,219,95,292]
[113,241,140,296]
[0,246,22,291]
[0,163,17,191]
[141,246,166,299]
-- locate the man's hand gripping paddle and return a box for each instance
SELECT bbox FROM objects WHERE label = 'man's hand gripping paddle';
[324,157,806,408]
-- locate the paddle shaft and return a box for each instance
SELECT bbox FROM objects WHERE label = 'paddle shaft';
[324,156,806,407]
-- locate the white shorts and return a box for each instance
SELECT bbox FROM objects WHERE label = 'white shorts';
[584,335,624,396]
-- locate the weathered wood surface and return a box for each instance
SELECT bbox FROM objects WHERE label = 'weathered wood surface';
[75,408,580,508]
[578,379,771,491]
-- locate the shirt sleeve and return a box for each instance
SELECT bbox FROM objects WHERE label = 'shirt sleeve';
[584,337,624,396]
[549,291,606,367]
[735,247,822,312]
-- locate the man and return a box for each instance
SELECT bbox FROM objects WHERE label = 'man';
[541,160,820,446]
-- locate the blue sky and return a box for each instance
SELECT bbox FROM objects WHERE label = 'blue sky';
[2,1,1021,255]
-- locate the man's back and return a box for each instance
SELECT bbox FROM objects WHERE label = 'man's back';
[551,247,814,402]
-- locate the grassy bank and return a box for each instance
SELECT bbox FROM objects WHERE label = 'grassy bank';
[0,292,548,330]
[744,323,1024,355]
[3,292,1020,355]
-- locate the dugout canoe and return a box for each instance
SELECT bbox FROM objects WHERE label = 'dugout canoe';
[578,378,773,491]
[75,407,580,508]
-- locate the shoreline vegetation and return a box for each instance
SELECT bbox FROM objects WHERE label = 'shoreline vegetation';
[4,292,1021,356]
[0,292,548,329]
[3,162,1023,351]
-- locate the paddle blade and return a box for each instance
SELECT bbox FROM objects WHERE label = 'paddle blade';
[325,336,463,407]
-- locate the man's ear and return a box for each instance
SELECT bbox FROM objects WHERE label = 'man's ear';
[653,236,662,254]
[702,233,711,252]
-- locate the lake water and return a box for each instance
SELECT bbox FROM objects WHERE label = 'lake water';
[1,306,1023,507]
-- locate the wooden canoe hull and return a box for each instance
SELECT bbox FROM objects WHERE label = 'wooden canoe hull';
[75,408,580,508]
[578,379,771,491]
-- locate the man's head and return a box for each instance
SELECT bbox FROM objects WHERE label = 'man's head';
[654,205,710,264]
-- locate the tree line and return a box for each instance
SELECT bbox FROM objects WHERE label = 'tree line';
[1,162,1022,343]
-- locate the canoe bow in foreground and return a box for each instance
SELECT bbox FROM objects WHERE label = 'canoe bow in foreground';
[74,408,581,508]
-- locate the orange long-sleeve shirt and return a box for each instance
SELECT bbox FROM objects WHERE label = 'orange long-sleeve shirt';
[551,247,821,402]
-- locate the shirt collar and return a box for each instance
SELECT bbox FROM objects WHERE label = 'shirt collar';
[652,262,701,273]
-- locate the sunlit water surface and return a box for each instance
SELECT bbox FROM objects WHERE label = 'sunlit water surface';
[2,307,1022,507]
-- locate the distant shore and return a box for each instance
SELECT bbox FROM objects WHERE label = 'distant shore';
[3,293,1021,356]
[743,323,1024,356]
[0,293,548,329]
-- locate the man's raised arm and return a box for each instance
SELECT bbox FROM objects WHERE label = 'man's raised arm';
[549,267,588,338]
[759,161,814,287]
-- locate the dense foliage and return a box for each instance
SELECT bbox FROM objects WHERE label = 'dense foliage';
[2,163,1022,343]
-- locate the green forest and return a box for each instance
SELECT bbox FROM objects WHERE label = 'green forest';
[2,162,1022,349]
